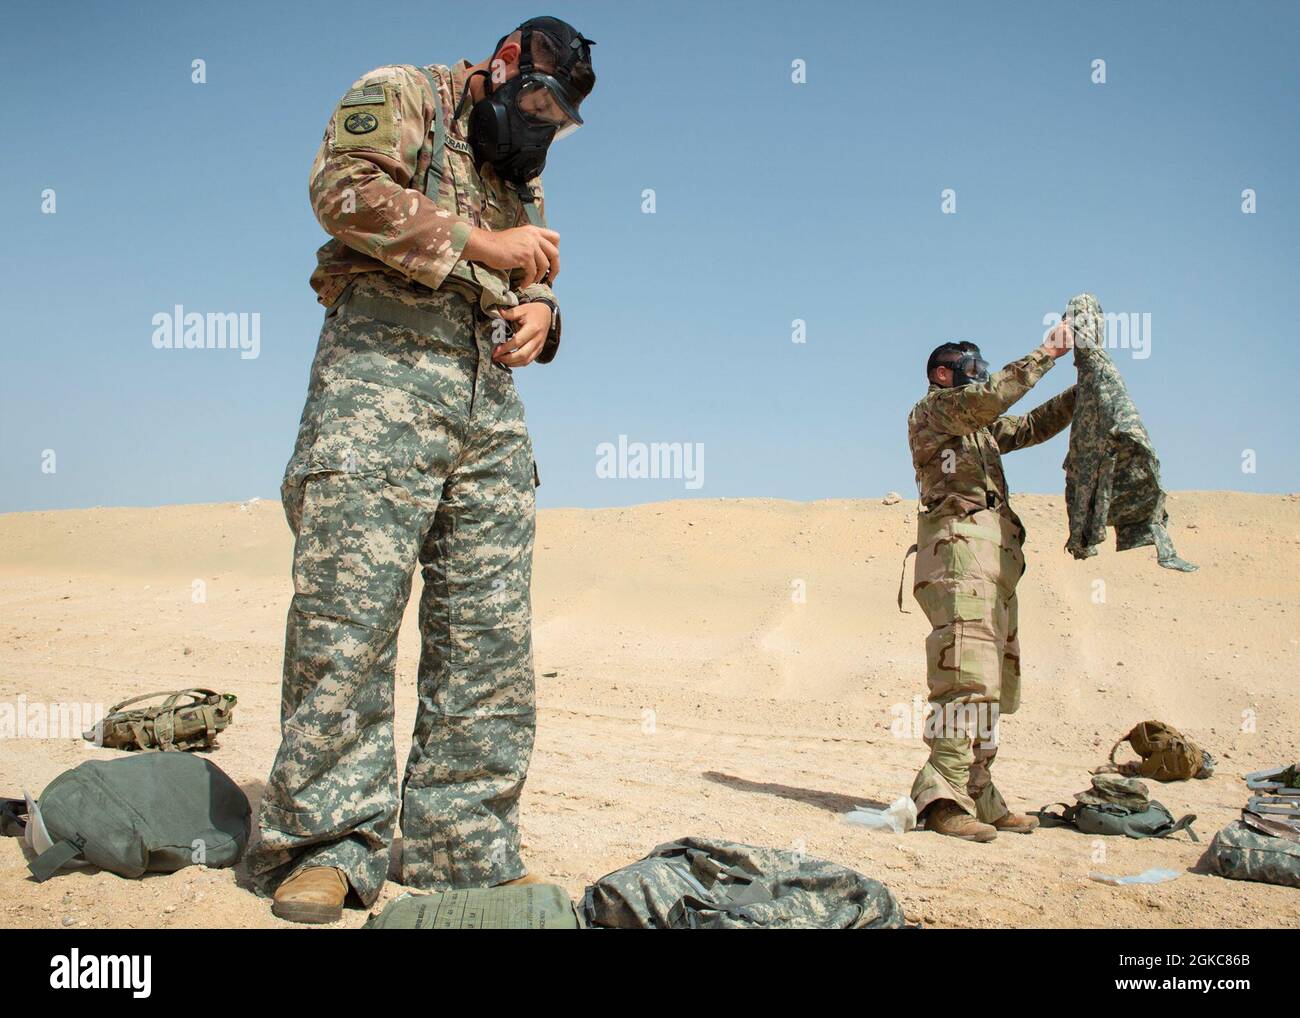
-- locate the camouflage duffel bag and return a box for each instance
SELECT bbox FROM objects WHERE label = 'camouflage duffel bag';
[582,837,905,929]
[1208,821,1300,888]
[85,688,237,751]
[365,886,583,929]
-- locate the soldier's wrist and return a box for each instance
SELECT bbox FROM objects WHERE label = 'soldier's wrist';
[523,295,561,363]
[462,226,491,264]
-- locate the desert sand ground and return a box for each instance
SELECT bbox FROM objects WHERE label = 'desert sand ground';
[0,492,1297,929]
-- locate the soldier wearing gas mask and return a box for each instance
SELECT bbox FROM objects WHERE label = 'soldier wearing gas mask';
[248,17,595,923]
[904,321,1076,842]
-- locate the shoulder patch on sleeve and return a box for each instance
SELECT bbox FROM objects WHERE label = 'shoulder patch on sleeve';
[341,82,386,107]
[332,80,400,154]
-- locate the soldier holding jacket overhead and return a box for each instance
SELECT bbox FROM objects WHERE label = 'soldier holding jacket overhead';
[905,320,1075,842]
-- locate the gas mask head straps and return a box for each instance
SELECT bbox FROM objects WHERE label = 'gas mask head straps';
[463,17,594,184]
[927,341,990,388]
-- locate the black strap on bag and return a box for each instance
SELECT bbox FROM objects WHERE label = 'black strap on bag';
[1,798,26,838]
[1156,813,1200,842]
[28,836,86,883]
[1031,803,1078,828]
[2,794,90,881]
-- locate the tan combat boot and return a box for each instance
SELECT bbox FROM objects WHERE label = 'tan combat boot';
[272,865,348,924]
[925,801,997,843]
[498,874,546,887]
[992,812,1040,834]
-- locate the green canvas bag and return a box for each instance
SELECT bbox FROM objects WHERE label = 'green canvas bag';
[364,885,583,929]
[582,837,905,929]
[4,752,250,881]
[1035,774,1199,841]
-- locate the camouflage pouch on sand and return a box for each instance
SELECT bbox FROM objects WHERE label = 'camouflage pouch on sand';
[85,688,237,751]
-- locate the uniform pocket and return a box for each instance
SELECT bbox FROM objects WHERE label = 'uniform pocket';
[288,376,431,485]
[954,591,985,622]
[997,540,1026,599]
[482,189,507,227]
[954,514,1023,600]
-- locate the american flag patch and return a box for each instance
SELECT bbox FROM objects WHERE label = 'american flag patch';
[340,83,386,107]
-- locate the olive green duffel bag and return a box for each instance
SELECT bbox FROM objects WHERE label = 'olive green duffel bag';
[4,752,250,882]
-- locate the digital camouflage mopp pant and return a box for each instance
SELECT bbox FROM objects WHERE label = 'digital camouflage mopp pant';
[248,275,537,905]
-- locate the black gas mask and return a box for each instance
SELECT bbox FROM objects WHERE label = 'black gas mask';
[950,348,990,387]
[463,17,594,186]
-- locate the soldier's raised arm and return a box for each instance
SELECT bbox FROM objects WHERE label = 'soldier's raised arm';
[309,65,470,292]
[990,384,1078,453]
[925,322,1073,436]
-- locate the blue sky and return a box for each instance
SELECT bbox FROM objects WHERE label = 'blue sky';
[2,0,1297,512]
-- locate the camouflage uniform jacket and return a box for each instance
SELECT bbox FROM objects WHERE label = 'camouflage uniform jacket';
[307,60,559,339]
[909,347,1077,533]
[1061,293,1194,569]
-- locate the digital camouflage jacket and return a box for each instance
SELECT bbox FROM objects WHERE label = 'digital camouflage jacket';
[1061,293,1195,571]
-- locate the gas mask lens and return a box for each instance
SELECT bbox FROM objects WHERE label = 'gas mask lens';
[954,354,990,385]
[515,78,583,140]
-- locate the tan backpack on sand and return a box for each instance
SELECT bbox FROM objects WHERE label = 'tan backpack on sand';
[1099,720,1214,782]
[84,688,237,752]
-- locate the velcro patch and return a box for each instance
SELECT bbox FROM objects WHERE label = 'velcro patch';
[344,111,378,134]
[332,85,399,154]
[341,83,386,107]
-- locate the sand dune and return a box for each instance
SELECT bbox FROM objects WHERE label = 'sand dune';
[1,492,1297,928]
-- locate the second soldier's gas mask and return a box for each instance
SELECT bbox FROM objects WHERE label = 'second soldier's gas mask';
[950,349,990,387]
[935,341,991,387]
[463,18,593,187]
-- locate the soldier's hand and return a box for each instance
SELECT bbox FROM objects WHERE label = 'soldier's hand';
[464,225,560,288]
[1042,320,1075,359]
[492,302,552,368]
